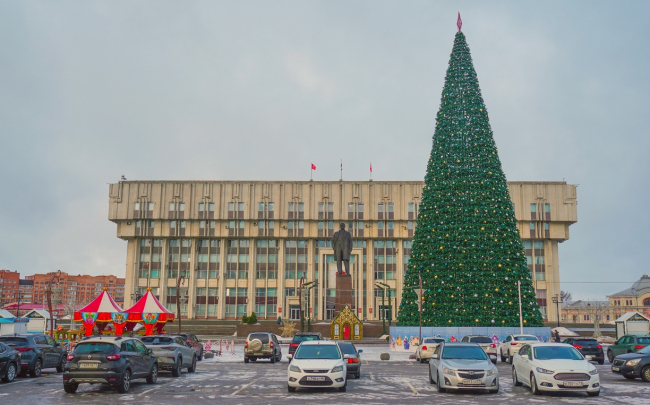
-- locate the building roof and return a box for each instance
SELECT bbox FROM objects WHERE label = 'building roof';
[615,311,650,323]
[0,309,15,319]
[23,309,50,319]
[562,300,609,309]
[609,275,650,297]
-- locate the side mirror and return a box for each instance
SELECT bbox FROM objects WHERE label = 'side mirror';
[585,355,593,361]
[358,350,363,354]
[343,354,351,359]
[521,355,529,361]
[146,348,152,355]
[198,339,202,342]
[432,354,439,359]
[286,354,293,360]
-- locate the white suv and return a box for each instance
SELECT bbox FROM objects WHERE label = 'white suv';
[286,340,349,392]
[498,334,539,364]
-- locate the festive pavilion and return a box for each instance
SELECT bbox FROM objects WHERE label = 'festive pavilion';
[74,288,126,336]
[124,288,175,335]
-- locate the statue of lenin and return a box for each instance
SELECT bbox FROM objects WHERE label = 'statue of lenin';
[332,222,353,275]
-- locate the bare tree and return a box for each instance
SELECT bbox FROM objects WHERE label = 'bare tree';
[63,300,78,330]
[585,301,608,338]
[560,290,572,303]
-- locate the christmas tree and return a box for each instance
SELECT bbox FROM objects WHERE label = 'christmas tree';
[397,22,543,327]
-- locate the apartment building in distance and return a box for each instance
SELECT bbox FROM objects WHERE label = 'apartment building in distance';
[108,180,578,323]
[0,270,20,307]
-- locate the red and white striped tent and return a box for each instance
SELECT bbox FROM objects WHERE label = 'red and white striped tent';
[124,288,175,336]
[74,288,126,336]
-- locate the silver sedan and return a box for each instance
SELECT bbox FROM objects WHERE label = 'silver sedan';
[141,335,198,377]
[428,342,499,394]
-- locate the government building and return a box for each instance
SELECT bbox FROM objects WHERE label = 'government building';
[108,180,577,323]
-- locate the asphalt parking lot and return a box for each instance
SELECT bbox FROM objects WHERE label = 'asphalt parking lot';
[1,350,650,404]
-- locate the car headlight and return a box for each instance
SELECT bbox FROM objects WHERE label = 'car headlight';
[625,359,641,367]
[442,367,456,376]
[289,364,301,373]
[331,365,344,373]
[486,367,498,376]
[589,368,598,375]
[536,367,554,374]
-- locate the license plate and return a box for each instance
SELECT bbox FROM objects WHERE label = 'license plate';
[79,363,98,369]
[462,379,482,385]
[563,381,583,387]
[306,376,326,381]
[612,367,620,372]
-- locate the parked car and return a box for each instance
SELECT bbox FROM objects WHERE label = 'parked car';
[497,334,539,364]
[337,342,362,379]
[287,340,349,392]
[244,332,282,363]
[141,335,197,377]
[461,335,497,364]
[607,335,650,363]
[415,337,445,363]
[63,336,158,393]
[512,343,600,396]
[288,332,324,358]
[0,334,67,377]
[611,345,650,381]
[177,332,204,361]
[563,338,604,365]
[428,342,499,393]
[0,342,20,383]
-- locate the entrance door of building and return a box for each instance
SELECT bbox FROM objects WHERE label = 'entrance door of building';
[326,305,335,320]
[343,323,351,339]
[289,305,300,320]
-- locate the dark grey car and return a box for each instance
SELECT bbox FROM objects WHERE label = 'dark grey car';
[0,334,67,377]
[338,342,363,379]
[0,342,21,383]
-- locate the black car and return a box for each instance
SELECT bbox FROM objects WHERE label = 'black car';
[611,345,650,382]
[0,334,67,377]
[563,338,605,365]
[337,342,363,379]
[288,332,323,357]
[0,342,21,383]
[63,336,158,393]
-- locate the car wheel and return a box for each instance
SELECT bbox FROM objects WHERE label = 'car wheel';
[29,359,42,378]
[56,355,66,373]
[624,375,636,380]
[512,366,522,386]
[500,349,506,363]
[338,381,347,392]
[288,385,296,393]
[530,373,542,395]
[2,362,17,383]
[641,366,650,383]
[428,368,434,384]
[198,348,204,361]
[508,352,513,364]
[588,390,600,397]
[270,354,275,363]
[188,356,197,373]
[607,350,614,363]
[598,359,604,365]
[489,387,499,394]
[172,358,182,377]
[146,363,158,384]
[244,357,249,364]
[437,375,446,393]
[63,382,78,393]
[117,369,131,393]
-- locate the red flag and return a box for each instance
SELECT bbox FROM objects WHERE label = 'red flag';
[311,163,316,170]
[370,163,372,173]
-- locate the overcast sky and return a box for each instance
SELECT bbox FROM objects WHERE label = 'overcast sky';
[1,1,648,301]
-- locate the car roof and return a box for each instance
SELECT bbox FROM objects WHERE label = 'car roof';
[441,342,479,346]
[523,342,563,347]
[464,335,490,338]
[299,340,337,346]
[295,332,320,335]
[77,337,128,345]
[511,334,537,337]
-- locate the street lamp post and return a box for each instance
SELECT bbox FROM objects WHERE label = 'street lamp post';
[303,281,317,332]
[551,294,564,328]
[46,270,62,338]
[16,292,24,318]
[375,284,386,335]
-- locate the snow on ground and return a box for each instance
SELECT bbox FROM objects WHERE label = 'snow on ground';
[201,343,410,363]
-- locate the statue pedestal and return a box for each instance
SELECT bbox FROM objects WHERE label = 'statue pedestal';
[335,273,353,315]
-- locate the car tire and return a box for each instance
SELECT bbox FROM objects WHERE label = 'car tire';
[146,363,158,384]
[512,367,522,386]
[288,385,296,393]
[489,387,499,394]
[198,348,204,361]
[188,356,197,373]
[270,354,275,363]
[117,369,131,393]
[29,359,42,378]
[428,368,434,385]
[641,366,650,383]
[607,350,614,363]
[56,355,66,373]
[530,373,542,395]
[508,352,513,364]
[63,383,78,393]
[338,381,347,392]
[2,362,17,383]
[500,350,506,363]
[244,357,249,364]
[172,358,182,377]
[624,375,636,380]
[598,359,604,365]
[588,390,600,397]
[437,375,446,393]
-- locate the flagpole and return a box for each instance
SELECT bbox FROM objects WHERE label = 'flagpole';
[370,162,372,181]
[340,159,343,181]
[310,166,313,181]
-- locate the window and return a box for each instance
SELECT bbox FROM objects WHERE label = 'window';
[256,240,278,279]
[374,240,397,280]
[530,204,536,212]
[530,222,535,230]
[134,202,140,211]
[544,203,551,220]
[407,202,418,220]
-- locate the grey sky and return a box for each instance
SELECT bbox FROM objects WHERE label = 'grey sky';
[1,1,648,300]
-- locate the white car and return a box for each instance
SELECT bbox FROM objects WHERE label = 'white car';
[286,340,349,392]
[415,337,446,363]
[497,334,539,364]
[512,343,600,397]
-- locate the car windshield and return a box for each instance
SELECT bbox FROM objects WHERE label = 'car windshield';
[469,337,493,344]
[74,342,116,354]
[141,337,174,345]
[0,338,28,347]
[534,346,583,360]
[249,334,270,344]
[338,343,357,355]
[295,345,341,360]
[424,338,444,344]
[293,335,319,343]
[637,346,650,354]
[442,346,488,360]
[637,337,650,344]
[514,336,538,341]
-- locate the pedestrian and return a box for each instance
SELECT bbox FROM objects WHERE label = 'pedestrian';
[277,315,282,325]
[554,330,561,343]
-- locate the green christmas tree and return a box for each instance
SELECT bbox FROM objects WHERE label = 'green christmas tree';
[397,27,543,328]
